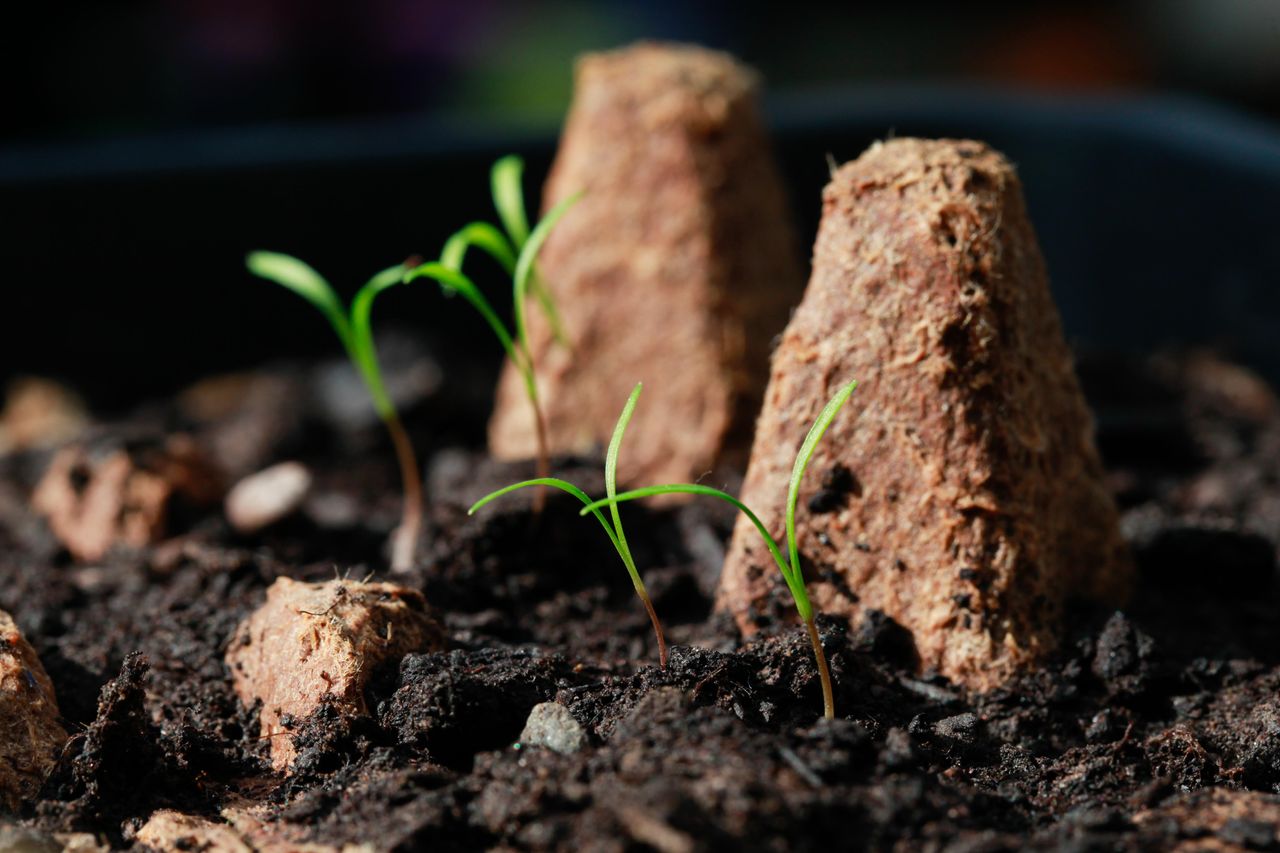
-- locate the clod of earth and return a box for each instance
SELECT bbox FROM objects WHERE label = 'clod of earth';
[0,608,68,812]
[225,461,313,534]
[225,577,445,771]
[719,137,1132,690]
[31,434,222,562]
[488,41,803,488]
[1133,789,1280,850]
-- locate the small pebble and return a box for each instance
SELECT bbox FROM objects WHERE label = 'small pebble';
[520,702,586,755]
[225,461,311,533]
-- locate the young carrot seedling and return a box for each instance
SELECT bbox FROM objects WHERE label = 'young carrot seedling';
[246,251,423,572]
[579,379,859,719]
[403,156,579,510]
[468,383,668,666]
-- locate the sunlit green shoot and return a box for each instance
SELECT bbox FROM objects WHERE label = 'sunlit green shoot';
[468,383,668,666]
[404,156,581,503]
[491,155,569,348]
[579,378,859,719]
[247,251,424,572]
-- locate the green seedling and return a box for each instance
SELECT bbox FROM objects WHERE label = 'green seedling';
[403,156,579,510]
[468,383,668,667]
[580,379,859,719]
[246,251,422,572]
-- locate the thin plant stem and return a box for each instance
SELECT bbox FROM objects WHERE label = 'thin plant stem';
[385,412,423,572]
[805,616,835,720]
[531,396,550,515]
[639,591,669,668]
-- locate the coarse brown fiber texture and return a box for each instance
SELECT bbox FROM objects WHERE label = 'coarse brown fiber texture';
[718,138,1132,689]
[488,41,803,486]
[226,578,444,770]
[0,608,67,812]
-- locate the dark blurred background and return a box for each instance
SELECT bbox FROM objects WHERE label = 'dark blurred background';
[3,0,1279,409]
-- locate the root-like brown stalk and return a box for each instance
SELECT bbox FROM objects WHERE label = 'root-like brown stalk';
[805,617,835,720]
[386,413,423,572]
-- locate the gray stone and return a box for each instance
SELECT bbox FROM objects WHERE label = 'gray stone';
[520,702,586,755]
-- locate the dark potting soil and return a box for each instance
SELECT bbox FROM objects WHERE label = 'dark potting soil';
[2,346,1280,851]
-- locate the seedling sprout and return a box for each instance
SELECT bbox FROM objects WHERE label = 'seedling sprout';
[468,383,668,667]
[579,378,859,719]
[403,156,579,509]
[246,251,423,572]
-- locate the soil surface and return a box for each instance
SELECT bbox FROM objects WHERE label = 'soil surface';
[3,345,1280,851]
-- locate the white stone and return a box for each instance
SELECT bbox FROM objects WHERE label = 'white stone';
[225,461,312,533]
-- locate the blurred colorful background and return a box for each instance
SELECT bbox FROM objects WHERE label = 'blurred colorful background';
[3,0,1279,408]
[7,0,1280,141]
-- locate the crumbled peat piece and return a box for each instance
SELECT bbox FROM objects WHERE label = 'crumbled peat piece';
[134,808,362,853]
[134,810,253,853]
[718,138,1132,690]
[0,377,87,455]
[225,577,444,771]
[487,42,803,485]
[31,433,222,562]
[0,609,67,812]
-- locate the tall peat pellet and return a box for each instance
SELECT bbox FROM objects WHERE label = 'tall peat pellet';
[226,577,445,771]
[718,138,1132,690]
[0,609,68,812]
[488,42,804,486]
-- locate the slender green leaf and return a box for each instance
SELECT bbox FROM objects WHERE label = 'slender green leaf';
[491,155,530,248]
[247,251,351,349]
[440,222,516,275]
[348,265,407,420]
[579,484,810,612]
[785,379,859,582]
[513,192,581,355]
[469,477,624,557]
[605,384,644,592]
[491,156,571,347]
